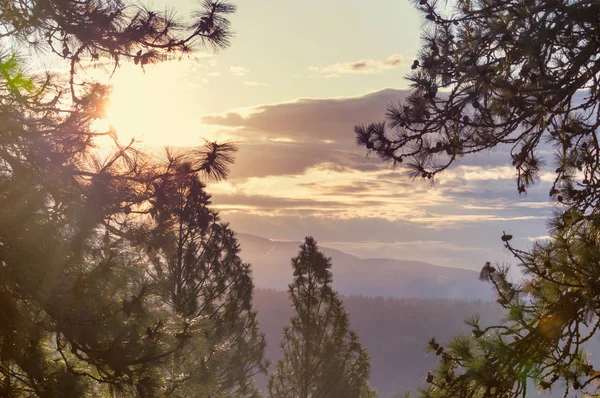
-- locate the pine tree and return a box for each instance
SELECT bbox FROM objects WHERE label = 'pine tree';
[0,1,271,396]
[420,216,600,398]
[353,1,600,396]
[268,237,376,398]
[356,0,600,212]
[145,161,267,397]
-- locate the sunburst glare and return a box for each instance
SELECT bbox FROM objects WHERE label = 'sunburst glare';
[91,59,217,149]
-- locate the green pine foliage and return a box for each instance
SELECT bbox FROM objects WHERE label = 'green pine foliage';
[355,0,600,397]
[144,165,268,397]
[0,1,270,396]
[419,214,600,398]
[268,238,376,398]
[356,0,600,211]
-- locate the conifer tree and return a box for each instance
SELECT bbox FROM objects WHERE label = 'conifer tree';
[268,237,376,398]
[420,217,600,398]
[0,1,271,396]
[356,0,600,211]
[354,1,600,396]
[145,161,267,397]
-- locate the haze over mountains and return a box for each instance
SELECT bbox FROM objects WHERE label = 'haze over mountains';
[237,233,494,301]
[238,234,570,397]
[237,233,500,396]
[253,289,504,397]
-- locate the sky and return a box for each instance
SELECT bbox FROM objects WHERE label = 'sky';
[76,0,557,271]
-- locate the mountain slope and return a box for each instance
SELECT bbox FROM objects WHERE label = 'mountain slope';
[236,233,493,300]
[253,288,505,397]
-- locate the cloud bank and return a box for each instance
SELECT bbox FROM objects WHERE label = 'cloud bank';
[201,88,553,270]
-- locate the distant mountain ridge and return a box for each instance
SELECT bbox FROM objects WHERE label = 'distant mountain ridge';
[236,233,494,301]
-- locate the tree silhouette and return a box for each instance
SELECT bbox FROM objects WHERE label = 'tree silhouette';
[356,0,600,214]
[421,219,600,397]
[0,1,268,395]
[10,0,235,101]
[268,237,376,398]
[145,162,267,397]
[354,1,600,397]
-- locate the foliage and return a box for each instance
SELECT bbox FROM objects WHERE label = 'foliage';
[254,289,506,398]
[145,165,267,397]
[356,0,600,212]
[420,217,600,397]
[0,0,269,396]
[355,0,600,397]
[7,0,235,100]
[267,238,376,398]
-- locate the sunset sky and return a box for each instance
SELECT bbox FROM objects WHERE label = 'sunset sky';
[77,0,556,270]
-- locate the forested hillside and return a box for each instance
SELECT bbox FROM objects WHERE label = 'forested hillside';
[253,289,505,397]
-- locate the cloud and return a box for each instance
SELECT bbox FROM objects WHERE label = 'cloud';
[310,54,405,76]
[230,66,250,76]
[197,88,556,270]
[207,72,221,77]
[223,141,375,179]
[199,89,553,225]
[202,88,409,142]
[244,81,267,87]
[526,235,552,242]
[209,160,552,230]
[202,87,556,182]
[209,165,445,222]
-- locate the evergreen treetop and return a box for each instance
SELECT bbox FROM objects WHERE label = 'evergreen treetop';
[268,237,376,398]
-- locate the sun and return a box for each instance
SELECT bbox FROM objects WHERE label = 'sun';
[103,65,163,147]
[93,60,217,149]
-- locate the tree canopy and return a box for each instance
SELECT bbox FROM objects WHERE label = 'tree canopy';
[356,0,600,213]
[0,1,272,396]
[355,0,600,397]
[420,222,600,397]
[145,165,267,397]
